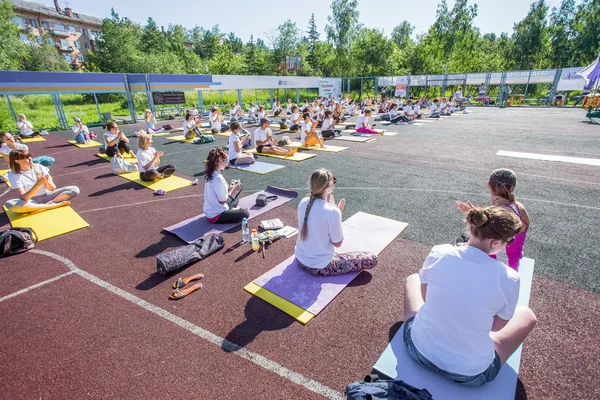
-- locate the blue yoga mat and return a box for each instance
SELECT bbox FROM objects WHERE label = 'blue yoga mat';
[373,258,535,400]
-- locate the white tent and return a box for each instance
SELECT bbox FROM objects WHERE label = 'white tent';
[576,52,600,91]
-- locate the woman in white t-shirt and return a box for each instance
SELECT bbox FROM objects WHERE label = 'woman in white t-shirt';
[16,114,41,138]
[356,109,382,134]
[295,169,377,276]
[286,99,293,114]
[300,113,325,148]
[0,132,55,167]
[183,113,202,140]
[254,119,296,156]
[228,122,255,165]
[287,106,302,131]
[210,108,229,133]
[103,122,135,158]
[72,117,91,144]
[136,133,175,182]
[403,206,537,387]
[428,99,441,118]
[321,110,341,139]
[203,148,249,224]
[273,100,283,116]
[3,149,79,214]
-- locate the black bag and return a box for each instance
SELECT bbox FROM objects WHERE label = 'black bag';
[156,233,224,275]
[346,374,432,400]
[162,124,173,130]
[0,227,36,257]
[255,194,278,207]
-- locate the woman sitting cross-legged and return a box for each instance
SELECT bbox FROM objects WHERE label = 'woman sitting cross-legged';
[103,122,136,158]
[183,112,203,140]
[4,149,79,214]
[294,169,378,276]
[356,109,383,134]
[402,206,537,387]
[321,110,342,139]
[136,133,175,182]
[0,132,55,167]
[16,114,42,138]
[210,108,230,134]
[389,104,413,124]
[144,109,165,134]
[254,119,297,157]
[72,117,91,144]
[300,113,325,148]
[228,122,255,165]
[203,148,249,224]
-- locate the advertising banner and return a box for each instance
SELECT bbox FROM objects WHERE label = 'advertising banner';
[378,76,396,86]
[394,76,408,97]
[319,78,342,97]
[557,67,586,91]
[211,75,319,90]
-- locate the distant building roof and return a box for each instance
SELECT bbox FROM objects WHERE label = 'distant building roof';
[11,0,103,26]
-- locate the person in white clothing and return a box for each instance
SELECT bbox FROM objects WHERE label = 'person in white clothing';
[228,122,255,165]
[3,149,79,214]
[103,122,135,158]
[321,110,341,138]
[286,99,293,114]
[284,106,302,131]
[136,133,175,182]
[72,117,91,144]
[428,99,441,118]
[295,169,377,276]
[203,148,248,224]
[300,113,324,148]
[183,113,202,140]
[402,206,537,386]
[273,100,283,116]
[210,108,229,133]
[0,132,55,169]
[254,119,296,156]
[16,114,41,138]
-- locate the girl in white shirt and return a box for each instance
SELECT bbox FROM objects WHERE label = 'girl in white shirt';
[228,122,255,165]
[203,148,248,224]
[428,99,441,118]
[389,104,411,124]
[286,99,293,114]
[103,122,135,158]
[287,106,302,131]
[257,106,268,120]
[356,109,382,134]
[403,206,536,386]
[321,110,341,138]
[295,168,377,276]
[3,149,79,214]
[16,114,41,138]
[210,108,229,133]
[144,110,165,134]
[136,133,175,182]
[273,101,283,116]
[300,113,324,148]
[183,113,202,140]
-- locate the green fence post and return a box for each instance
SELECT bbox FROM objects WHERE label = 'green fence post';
[270,89,274,105]
[219,90,223,107]
[197,90,204,112]
[123,74,137,123]
[237,89,243,108]
[296,88,300,104]
[144,75,155,115]
[93,93,102,123]
[5,95,18,124]
[374,77,378,99]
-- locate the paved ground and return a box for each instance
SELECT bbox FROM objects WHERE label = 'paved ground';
[0,106,599,399]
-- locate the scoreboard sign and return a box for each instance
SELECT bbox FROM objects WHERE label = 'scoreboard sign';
[152,91,185,105]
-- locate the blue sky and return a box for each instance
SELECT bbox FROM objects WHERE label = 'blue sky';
[59,0,570,43]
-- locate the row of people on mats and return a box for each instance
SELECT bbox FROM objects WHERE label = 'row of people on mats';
[1,129,535,387]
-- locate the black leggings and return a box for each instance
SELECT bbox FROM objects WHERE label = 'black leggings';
[391,115,412,123]
[106,140,132,157]
[139,164,176,182]
[289,124,300,131]
[321,130,341,138]
[213,197,249,224]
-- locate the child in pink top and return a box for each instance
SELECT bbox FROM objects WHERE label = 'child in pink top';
[457,168,530,270]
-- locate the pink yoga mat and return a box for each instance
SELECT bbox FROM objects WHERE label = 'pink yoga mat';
[164,186,298,243]
[252,212,408,315]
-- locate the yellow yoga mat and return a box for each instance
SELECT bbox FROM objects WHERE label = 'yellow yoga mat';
[95,153,137,162]
[21,136,46,143]
[118,172,193,192]
[68,139,102,148]
[250,149,316,162]
[0,169,11,188]
[213,131,232,137]
[244,282,315,324]
[3,205,89,241]
[152,132,171,137]
[287,141,348,153]
[167,135,196,143]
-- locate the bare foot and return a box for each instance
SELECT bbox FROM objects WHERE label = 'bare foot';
[129,151,136,158]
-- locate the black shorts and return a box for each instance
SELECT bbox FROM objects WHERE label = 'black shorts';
[256,144,272,153]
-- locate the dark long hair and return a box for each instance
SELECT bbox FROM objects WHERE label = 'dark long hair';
[205,148,227,182]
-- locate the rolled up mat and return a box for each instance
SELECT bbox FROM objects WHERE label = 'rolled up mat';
[156,233,224,275]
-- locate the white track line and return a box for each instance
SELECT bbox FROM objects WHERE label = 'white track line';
[0,270,76,303]
[78,194,204,214]
[497,150,600,166]
[4,250,343,400]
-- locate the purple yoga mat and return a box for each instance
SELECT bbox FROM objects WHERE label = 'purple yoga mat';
[252,212,408,315]
[164,186,298,243]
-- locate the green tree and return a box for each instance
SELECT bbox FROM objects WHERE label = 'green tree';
[0,0,26,70]
[350,28,400,76]
[391,21,414,49]
[194,25,223,60]
[23,41,71,72]
[548,0,576,68]
[141,17,168,54]
[209,43,245,74]
[273,19,301,73]
[511,0,551,70]
[326,0,360,76]
[226,32,243,54]
[245,34,268,75]
[306,13,319,71]
[572,0,600,65]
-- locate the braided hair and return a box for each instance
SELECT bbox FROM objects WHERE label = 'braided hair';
[300,169,334,241]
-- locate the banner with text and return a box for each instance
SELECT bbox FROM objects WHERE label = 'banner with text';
[557,67,586,91]
[210,75,320,90]
[395,77,408,97]
[319,78,342,97]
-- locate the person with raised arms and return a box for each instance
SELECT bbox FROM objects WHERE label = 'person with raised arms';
[294,168,378,276]
[286,99,293,114]
[103,122,135,158]
[333,103,346,123]
[428,99,441,118]
[183,112,203,140]
[144,110,165,134]
[210,107,229,133]
[4,149,79,214]
[72,117,92,144]
[356,109,383,134]
[0,132,55,167]
[203,147,249,224]
[402,205,536,386]
[286,106,302,131]
[257,105,269,121]
[136,133,175,182]
[16,114,44,138]
[228,122,255,165]
[254,119,297,157]
[300,113,325,148]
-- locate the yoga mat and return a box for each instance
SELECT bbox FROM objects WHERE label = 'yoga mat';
[3,205,89,241]
[117,172,192,192]
[169,128,184,132]
[95,153,137,162]
[287,142,348,153]
[68,139,102,148]
[250,149,316,162]
[152,132,171,137]
[342,129,385,135]
[496,150,600,166]
[373,258,535,400]
[246,212,408,324]
[228,161,285,175]
[20,137,46,143]
[0,169,11,187]
[164,186,298,243]
[332,136,375,143]
[213,131,232,137]
[167,135,197,143]
[350,131,398,137]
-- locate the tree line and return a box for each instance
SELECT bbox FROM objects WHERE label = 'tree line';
[0,0,599,77]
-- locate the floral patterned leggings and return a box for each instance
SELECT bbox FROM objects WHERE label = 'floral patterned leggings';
[298,251,378,277]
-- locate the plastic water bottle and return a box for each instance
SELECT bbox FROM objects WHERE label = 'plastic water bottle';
[242,218,250,243]
[251,229,260,251]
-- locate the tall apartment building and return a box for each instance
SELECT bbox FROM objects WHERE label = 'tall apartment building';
[10,0,103,69]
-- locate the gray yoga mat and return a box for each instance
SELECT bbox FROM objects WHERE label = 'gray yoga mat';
[163,186,298,243]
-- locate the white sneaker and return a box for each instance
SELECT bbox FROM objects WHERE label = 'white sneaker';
[40,130,49,136]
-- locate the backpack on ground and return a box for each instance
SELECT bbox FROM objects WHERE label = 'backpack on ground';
[111,156,138,175]
[345,374,432,400]
[0,227,36,257]
[194,134,215,144]
[162,124,173,130]
[156,233,224,275]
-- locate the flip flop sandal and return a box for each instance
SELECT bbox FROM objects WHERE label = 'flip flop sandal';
[153,189,166,196]
[169,282,202,300]
[172,273,204,289]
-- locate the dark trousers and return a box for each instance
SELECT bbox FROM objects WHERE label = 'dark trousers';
[106,140,132,157]
[139,164,176,182]
[213,197,249,224]
[391,115,411,123]
[321,130,341,138]
[212,125,229,133]
[289,124,300,131]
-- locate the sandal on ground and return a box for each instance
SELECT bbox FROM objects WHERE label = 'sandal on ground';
[172,273,204,289]
[169,282,203,300]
